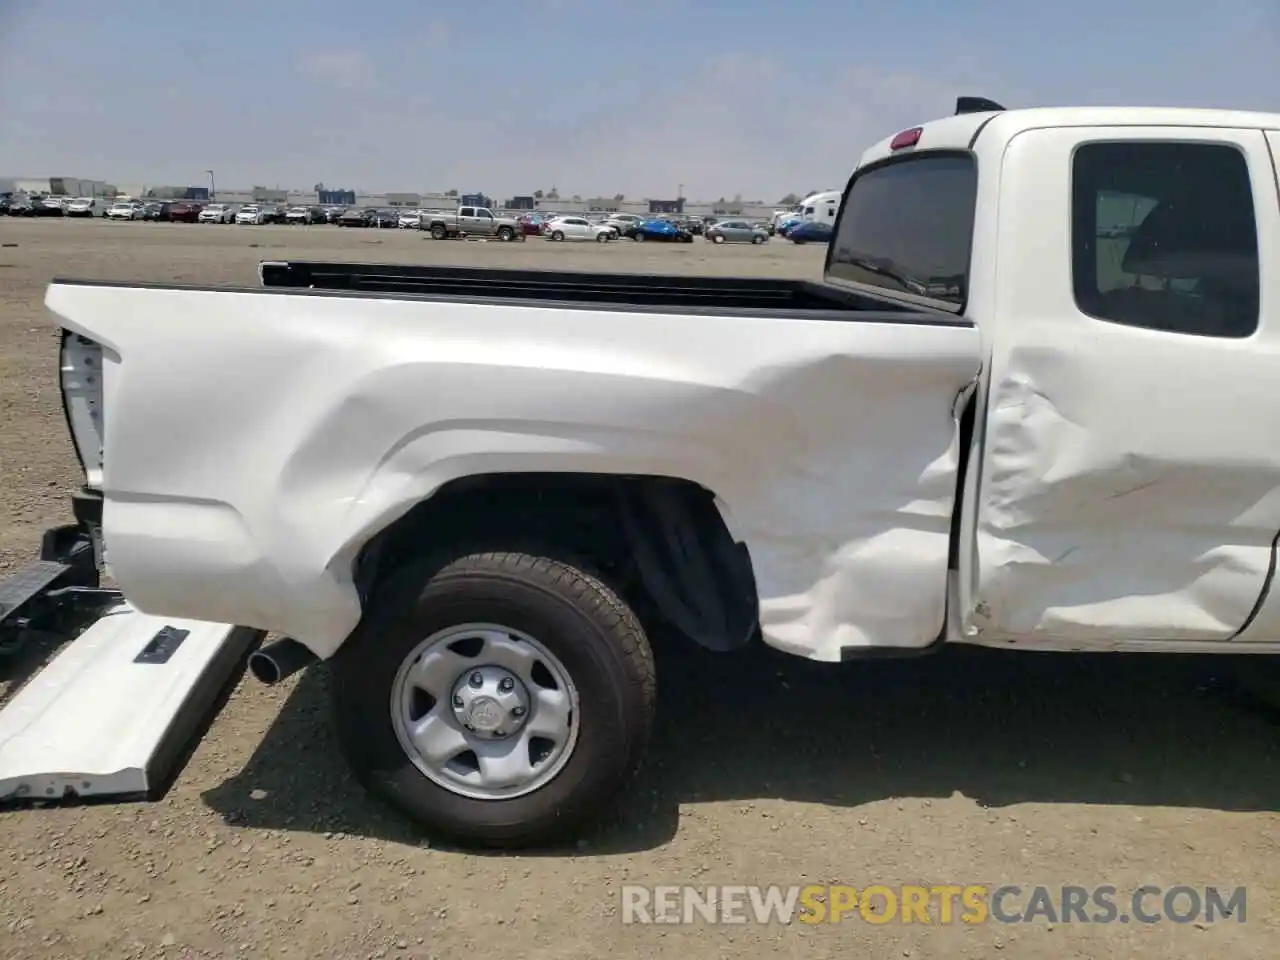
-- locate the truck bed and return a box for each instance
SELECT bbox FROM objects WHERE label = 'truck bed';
[44,266,980,662]
[256,260,958,322]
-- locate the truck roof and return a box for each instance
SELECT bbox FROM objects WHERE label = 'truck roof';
[858,105,1280,169]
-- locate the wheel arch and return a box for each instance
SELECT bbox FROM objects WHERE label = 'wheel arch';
[349,472,761,656]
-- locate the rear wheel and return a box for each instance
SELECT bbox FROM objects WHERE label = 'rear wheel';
[634,232,645,242]
[596,231,610,243]
[497,226,514,241]
[431,223,448,240]
[551,230,565,241]
[331,550,656,848]
[752,235,764,245]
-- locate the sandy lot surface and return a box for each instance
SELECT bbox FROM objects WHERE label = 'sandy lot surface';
[0,217,1277,959]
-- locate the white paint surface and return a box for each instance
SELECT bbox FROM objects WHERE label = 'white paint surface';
[45,283,979,661]
[0,604,255,801]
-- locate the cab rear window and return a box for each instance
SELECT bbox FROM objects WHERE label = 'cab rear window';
[826,152,977,309]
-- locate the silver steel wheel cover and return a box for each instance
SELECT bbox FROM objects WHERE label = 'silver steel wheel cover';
[390,623,581,801]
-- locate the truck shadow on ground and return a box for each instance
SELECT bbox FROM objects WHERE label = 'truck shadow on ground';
[201,639,1280,856]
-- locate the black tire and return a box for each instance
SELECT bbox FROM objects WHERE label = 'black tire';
[752,235,764,245]
[634,232,645,242]
[431,223,447,240]
[497,226,514,242]
[712,234,725,244]
[331,550,656,849]
[596,231,610,242]
[551,230,565,241]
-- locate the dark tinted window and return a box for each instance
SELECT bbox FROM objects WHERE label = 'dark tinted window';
[827,153,977,308]
[1071,142,1258,338]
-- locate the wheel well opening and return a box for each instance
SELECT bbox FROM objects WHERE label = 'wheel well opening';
[354,473,761,653]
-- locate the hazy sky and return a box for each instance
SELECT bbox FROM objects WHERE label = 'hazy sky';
[1,0,1276,201]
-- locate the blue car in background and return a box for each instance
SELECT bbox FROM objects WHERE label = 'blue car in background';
[788,220,834,245]
[776,215,806,237]
[622,218,694,243]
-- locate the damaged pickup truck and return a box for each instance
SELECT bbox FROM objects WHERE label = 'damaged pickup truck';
[3,98,1279,847]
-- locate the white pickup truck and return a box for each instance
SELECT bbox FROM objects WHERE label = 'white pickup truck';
[3,98,1278,848]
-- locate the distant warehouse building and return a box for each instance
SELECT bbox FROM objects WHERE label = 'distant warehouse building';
[144,185,210,200]
[1,176,109,196]
[384,192,421,207]
[318,189,355,205]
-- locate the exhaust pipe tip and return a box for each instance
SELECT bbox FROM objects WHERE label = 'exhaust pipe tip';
[247,651,282,685]
[248,638,318,686]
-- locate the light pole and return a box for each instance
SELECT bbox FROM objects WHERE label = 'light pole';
[205,170,216,200]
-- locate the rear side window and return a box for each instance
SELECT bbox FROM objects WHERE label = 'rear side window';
[827,153,977,308]
[1071,142,1258,338]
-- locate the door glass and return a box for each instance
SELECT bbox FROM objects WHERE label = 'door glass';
[1071,142,1258,338]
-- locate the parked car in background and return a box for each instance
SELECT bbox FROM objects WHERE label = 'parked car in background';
[262,205,288,224]
[705,219,769,244]
[324,207,346,223]
[768,210,796,234]
[34,196,66,216]
[603,213,644,235]
[517,214,547,236]
[623,219,694,242]
[286,205,326,225]
[337,208,377,228]
[776,215,806,237]
[64,197,97,218]
[787,220,834,245]
[106,200,145,220]
[543,216,617,242]
[168,202,203,223]
[235,204,268,225]
[397,209,423,229]
[142,202,173,222]
[6,196,33,216]
[197,203,234,223]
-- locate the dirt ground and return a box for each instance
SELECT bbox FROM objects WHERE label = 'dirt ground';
[0,217,1277,959]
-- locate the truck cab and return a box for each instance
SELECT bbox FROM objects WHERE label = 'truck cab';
[6,97,1280,848]
[799,189,840,224]
[836,103,1278,651]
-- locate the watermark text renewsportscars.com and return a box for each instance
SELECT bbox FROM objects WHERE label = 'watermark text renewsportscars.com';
[621,884,1246,925]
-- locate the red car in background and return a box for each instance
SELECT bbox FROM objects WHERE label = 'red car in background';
[169,202,203,223]
[518,214,547,237]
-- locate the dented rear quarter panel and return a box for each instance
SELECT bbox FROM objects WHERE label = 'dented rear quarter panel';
[44,283,980,660]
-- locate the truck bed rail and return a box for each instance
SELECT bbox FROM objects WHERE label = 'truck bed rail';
[257,260,918,314]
